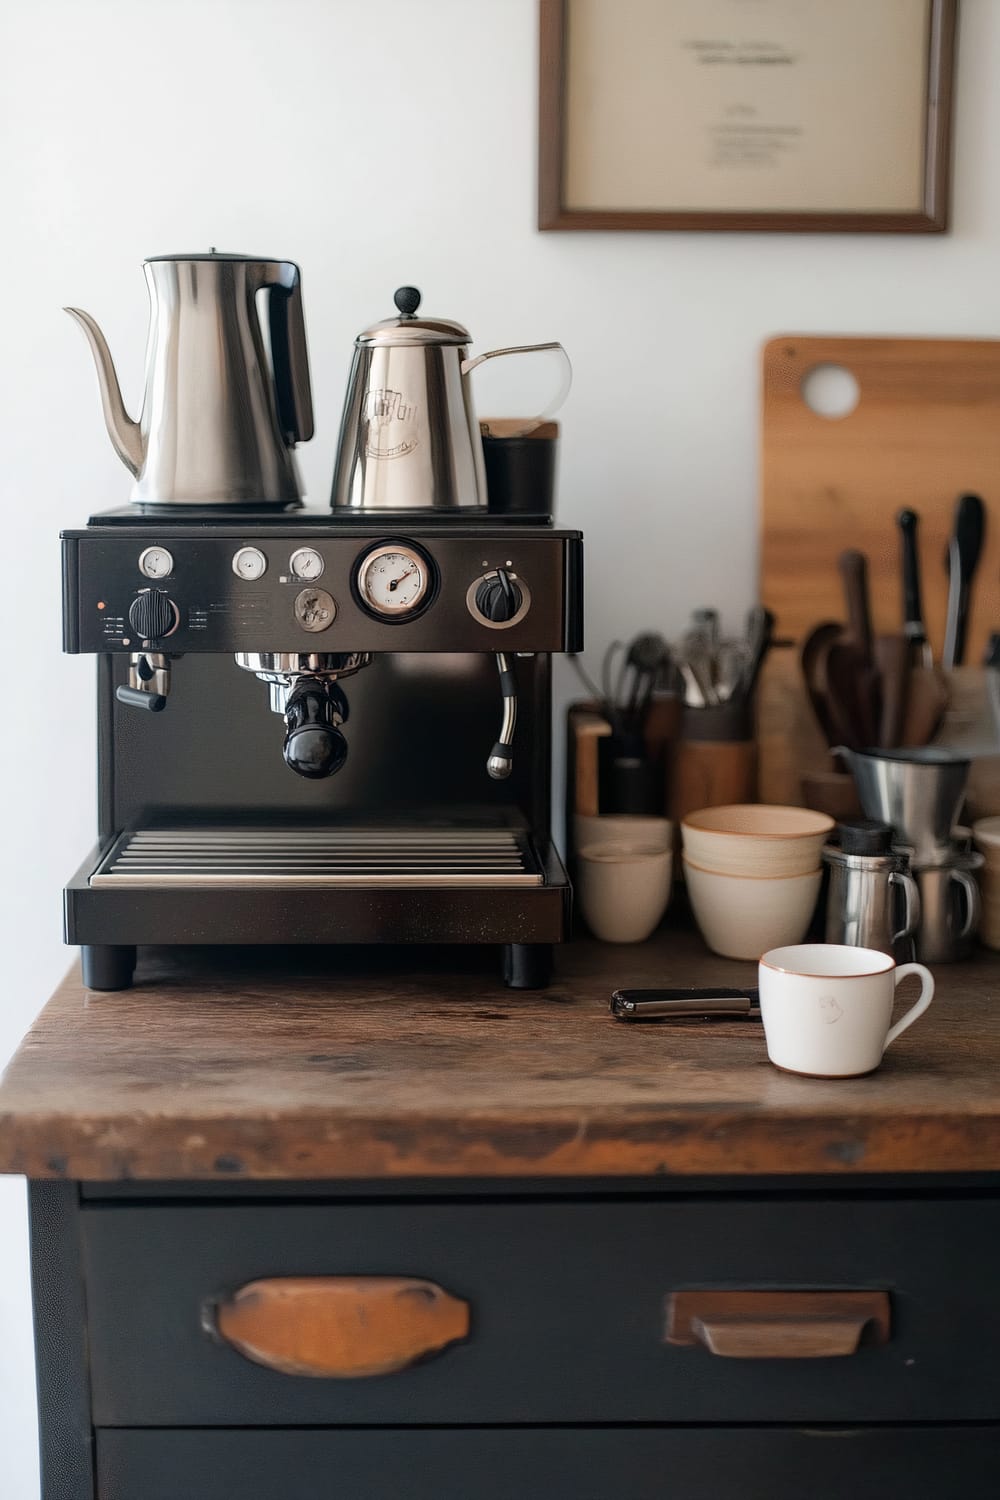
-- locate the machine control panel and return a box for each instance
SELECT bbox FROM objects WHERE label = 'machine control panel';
[64,527,583,656]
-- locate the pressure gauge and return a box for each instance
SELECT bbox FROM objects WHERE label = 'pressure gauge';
[232,546,267,581]
[354,542,433,619]
[289,547,324,581]
[138,545,174,580]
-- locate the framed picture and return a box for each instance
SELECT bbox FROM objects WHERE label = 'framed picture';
[539,0,957,233]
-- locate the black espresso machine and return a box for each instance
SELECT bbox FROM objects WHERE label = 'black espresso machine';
[60,267,582,991]
[61,511,582,990]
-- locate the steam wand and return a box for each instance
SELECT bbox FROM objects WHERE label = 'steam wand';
[488,653,517,780]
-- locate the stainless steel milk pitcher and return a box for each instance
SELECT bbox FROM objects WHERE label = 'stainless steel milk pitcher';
[66,252,314,506]
[823,821,920,961]
[331,286,569,513]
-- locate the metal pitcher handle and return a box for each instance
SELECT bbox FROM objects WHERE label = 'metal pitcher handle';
[461,342,572,434]
[888,870,921,943]
[951,867,981,939]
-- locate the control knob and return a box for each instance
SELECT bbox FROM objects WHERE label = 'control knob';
[474,569,524,623]
[128,588,179,642]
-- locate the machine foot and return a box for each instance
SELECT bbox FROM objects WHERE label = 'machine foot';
[81,944,137,991]
[503,943,553,989]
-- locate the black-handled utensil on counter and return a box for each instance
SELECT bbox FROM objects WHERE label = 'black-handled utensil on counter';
[942,492,986,669]
[610,987,761,1021]
[897,508,933,668]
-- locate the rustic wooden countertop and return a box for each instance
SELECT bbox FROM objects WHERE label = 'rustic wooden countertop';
[1,932,999,1182]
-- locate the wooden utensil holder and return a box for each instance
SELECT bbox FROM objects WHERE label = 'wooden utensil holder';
[566,697,757,859]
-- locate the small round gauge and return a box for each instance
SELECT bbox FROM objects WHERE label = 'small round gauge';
[289,547,324,581]
[232,546,267,581]
[138,545,174,580]
[355,543,432,619]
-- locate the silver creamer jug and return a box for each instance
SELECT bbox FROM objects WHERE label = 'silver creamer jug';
[66,252,313,506]
[823,820,920,962]
[331,286,568,513]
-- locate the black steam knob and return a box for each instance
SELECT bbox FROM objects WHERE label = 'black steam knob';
[128,589,178,642]
[283,679,349,779]
[393,285,421,318]
[475,569,523,623]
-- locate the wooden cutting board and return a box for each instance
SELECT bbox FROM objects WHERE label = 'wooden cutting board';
[758,335,1000,805]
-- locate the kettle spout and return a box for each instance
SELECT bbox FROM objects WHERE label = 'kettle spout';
[64,307,144,475]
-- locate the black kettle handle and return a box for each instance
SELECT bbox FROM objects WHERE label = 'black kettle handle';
[264,261,314,446]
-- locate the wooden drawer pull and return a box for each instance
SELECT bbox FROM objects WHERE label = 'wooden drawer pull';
[205,1276,470,1379]
[665,1290,890,1359]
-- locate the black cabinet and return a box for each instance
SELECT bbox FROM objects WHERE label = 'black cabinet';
[96,1427,1000,1500]
[32,1181,1000,1500]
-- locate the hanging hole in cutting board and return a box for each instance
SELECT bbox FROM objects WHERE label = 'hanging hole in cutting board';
[800,363,860,420]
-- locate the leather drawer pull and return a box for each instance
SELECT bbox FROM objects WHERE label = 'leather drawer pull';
[665,1290,891,1359]
[205,1276,471,1379]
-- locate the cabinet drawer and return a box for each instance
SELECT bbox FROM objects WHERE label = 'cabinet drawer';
[82,1197,1000,1426]
[97,1426,1000,1500]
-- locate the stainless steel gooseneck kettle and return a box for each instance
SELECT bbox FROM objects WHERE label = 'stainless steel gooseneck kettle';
[66,252,314,507]
[331,286,570,513]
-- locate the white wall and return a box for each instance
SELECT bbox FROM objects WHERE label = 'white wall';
[1,1,998,1492]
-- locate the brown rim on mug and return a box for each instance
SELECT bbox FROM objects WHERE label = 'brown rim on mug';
[760,944,896,980]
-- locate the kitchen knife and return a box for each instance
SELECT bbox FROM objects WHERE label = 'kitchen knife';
[610,987,761,1021]
[896,508,932,668]
[942,493,986,669]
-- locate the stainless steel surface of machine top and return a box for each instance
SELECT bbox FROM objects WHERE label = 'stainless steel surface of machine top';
[61,506,583,992]
[331,286,568,514]
[66,252,313,507]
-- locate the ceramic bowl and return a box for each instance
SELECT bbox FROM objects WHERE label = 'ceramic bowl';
[682,855,822,961]
[681,804,834,879]
[577,842,673,943]
[574,813,673,853]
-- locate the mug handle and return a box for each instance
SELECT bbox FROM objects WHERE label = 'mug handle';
[951,868,981,940]
[884,963,935,1051]
[888,870,921,943]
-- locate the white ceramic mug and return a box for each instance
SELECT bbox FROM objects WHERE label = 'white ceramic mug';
[757,943,935,1078]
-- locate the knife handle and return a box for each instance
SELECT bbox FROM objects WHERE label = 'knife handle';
[839,549,874,665]
[943,493,986,669]
[610,988,760,1020]
[897,509,926,644]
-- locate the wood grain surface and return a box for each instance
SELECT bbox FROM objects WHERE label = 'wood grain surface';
[759,335,1000,804]
[2,933,1000,1181]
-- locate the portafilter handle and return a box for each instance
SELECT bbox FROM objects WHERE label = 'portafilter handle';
[283,678,349,779]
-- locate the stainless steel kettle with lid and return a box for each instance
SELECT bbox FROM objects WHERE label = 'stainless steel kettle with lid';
[331,286,569,513]
[66,252,314,507]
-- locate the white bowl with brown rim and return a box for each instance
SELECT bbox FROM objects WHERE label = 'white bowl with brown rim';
[681,804,834,879]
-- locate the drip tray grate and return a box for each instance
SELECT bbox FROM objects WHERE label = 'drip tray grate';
[90,828,543,888]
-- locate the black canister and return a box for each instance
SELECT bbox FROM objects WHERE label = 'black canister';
[481,420,558,516]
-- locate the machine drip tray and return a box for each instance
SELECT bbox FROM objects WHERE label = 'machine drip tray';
[90,827,544,889]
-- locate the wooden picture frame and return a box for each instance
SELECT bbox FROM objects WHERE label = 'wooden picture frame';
[538,0,957,233]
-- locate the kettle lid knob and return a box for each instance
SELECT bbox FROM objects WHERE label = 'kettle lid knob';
[393,285,422,319]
